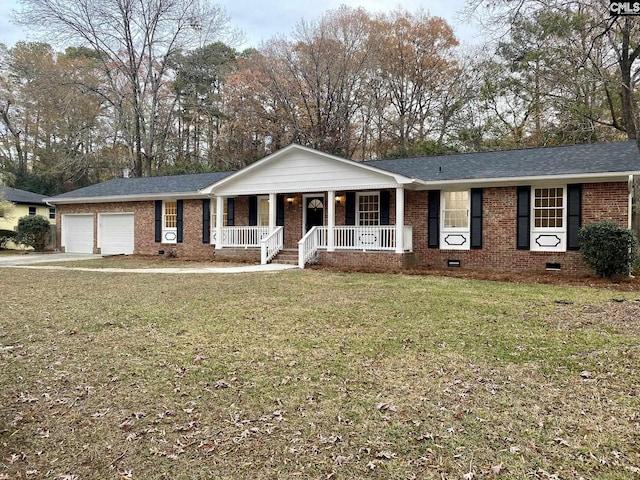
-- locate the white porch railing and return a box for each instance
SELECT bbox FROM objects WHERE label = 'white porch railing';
[260,226,284,264]
[298,226,325,268]
[298,226,413,268]
[219,226,270,247]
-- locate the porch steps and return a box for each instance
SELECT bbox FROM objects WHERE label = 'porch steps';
[271,248,299,266]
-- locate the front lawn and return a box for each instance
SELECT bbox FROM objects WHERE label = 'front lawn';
[0,269,638,479]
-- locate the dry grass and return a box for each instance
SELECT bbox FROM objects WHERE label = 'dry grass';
[34,255,247,269]
[0,268,639,479]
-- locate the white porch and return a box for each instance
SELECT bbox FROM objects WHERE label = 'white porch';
[201,144,420,267]
[213,223,413,267]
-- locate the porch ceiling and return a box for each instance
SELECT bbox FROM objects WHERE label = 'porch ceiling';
[201,144,418,196]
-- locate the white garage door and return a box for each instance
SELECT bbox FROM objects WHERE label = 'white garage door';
[63,214,94,253]
[99,213,134,255]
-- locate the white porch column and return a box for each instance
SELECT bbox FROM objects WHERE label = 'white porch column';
[327,190,335,252]
[395,187,405,253]
[215,195,224,247]
[269,192,277,230]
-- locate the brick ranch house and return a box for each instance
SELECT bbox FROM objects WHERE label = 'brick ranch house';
[47,141,640,274]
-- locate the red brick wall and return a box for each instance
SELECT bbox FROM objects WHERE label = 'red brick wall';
[408,182,629,274]
[55,182,630,274]
[56,200,216,258]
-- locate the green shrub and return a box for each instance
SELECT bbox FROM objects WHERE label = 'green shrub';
[0,229,15,249]
[578,220,637,278]
[15,215,51,252]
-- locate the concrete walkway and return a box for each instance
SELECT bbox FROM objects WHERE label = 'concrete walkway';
[0,253,297,274]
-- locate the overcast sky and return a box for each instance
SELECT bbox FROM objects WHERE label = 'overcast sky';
[0,0,480,50]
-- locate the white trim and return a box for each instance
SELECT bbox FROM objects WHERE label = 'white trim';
[200,144,414,196]
[440,190,470,251]
[356,191,380,226]
[215,196,224,247]
[327,190,335,252]
[396,187,405,253]
[413,171,638,191]
[61,213,94,253]
[162,200,178,244]
[256,195,269,227]
[629,175,634,230]
[302,193,325,236]
[530,184,567,252]
[49,192,208,205]
[97,212,135,254]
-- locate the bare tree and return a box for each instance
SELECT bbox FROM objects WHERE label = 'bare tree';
[374,9,459,155]
[465,0,640,141]
[16,0,235,176]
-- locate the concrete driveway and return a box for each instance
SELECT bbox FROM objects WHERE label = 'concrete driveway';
[0,252,101,266]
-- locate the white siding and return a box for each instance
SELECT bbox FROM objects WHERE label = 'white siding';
[214,150,401,196]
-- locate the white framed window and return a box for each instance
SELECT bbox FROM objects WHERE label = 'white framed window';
[357,192,379,226]
[164,201,177,229]
[28,206,37,216]
[211,199,228,227]
[533,187,564,229]
[441,190,470,250]
[257,195,269,226]
[161,200,178,243]
[442,191,469,229]
[531,186,566,251]
[49,207,56,220]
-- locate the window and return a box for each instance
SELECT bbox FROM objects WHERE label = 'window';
[28,206,37,216]
[211,199,228,227]
[164,201,177,229]
[258,196,269,226]
[529,186,567,252]
[442,191,469,229]
[440,190,470,250]
[49,207,56,220]
[534,187,563,228]
[357,193,379,226]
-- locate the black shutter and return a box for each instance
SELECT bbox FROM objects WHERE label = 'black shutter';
[470,188,483,249]
[276,194,285,227]
[176,199,184,243]
[517,186,531,250]
[567,184,582,250]
[248,196,257,226]
[202,199,210,244]
[380,190,390,225]
[227,198,235,226]
[345,192,356,225]
[154,200,162,243]
[428,190,440,248]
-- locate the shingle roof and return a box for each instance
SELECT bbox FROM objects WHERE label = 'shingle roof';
[50,171,233,200]
[0,186,49,205]
[47,141,640,202]
[367,140,640,182]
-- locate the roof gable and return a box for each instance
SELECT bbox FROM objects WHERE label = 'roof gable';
[205,144,413,196]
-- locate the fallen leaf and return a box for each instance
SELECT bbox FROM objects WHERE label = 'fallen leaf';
[119,418,135,431]
[375,450,396,459]
[375,402,399,412]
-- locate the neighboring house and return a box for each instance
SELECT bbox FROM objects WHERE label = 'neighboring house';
[47,141,640,274]
[0,186,56,249]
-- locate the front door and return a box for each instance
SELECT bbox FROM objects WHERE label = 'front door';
[305,196,324,232]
